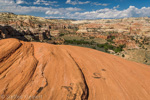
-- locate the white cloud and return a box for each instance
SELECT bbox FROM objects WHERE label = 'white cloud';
[0,0,15,5]
[0,1,150,20]
[113,5,120,9]
[92,2,109,6]
[68,6,150,19]
[66,0,108,6]
[33,0,58,6]
[16,0,28,4]
[45,7,82,15]
[66,0,71,4]
[0,0,82,15]
[66,7,82,11]
[0,0,50,13]
[45,16,65,19]
[46,10,60,15]
[45,6,150,19]
[78,1,90,4]
[66,0,90,5]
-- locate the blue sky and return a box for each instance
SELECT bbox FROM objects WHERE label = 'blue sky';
[0,0,150,19]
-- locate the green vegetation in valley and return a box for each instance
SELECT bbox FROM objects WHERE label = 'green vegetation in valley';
[97,43,125,53]
[107,36,115,43]
[64,39,95,45]
[64,38,125,53]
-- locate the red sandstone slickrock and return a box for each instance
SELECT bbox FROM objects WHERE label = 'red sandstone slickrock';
[0,38,150,100]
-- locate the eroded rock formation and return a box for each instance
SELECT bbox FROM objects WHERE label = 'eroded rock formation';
[0,38,150,100]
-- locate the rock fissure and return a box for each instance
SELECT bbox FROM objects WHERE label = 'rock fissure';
[67,52,89,100]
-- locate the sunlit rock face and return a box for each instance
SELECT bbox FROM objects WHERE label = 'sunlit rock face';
[0,38,150,100]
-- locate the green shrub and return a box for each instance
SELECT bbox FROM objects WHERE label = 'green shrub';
[59,33,65,36]
[122,54,125,57]
[92,46,96,49]
[97,44,104,48]
[89,37,95,39]
[107,36,115,43]
[64,39,94,45]
[97,43,125,53]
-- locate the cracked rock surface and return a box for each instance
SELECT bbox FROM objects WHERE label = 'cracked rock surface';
[0,38,150,100]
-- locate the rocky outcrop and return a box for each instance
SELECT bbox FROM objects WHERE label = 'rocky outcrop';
[0,13,79,42]
[0,38,150,100]
[0,25,52,41]
[0,25,27,40]
[75,17,150,37]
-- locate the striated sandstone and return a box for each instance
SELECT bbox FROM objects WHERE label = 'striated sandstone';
[0,38,150,100]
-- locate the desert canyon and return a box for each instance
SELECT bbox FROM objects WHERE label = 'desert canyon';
[0,13,150,65]
[0,13,150,100]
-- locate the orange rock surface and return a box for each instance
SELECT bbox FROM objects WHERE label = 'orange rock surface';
[0,38,150,100]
